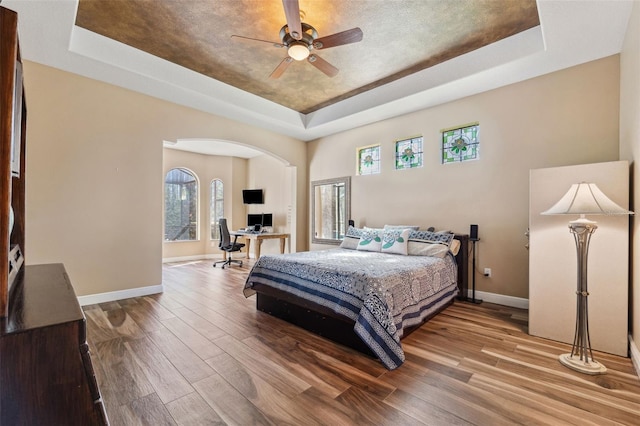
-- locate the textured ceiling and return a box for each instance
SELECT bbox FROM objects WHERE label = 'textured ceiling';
[75,0,539,114]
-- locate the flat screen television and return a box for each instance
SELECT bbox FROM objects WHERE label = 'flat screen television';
[242,189,263,204]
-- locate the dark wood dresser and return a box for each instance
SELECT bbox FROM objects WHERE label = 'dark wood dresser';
[0,263,108,425]
[0,7,107,424]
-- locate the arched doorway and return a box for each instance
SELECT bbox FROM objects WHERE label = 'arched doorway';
[162,139,298,262]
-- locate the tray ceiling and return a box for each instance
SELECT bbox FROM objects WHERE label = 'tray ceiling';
[75,0,539,114]
[3,0,634,142]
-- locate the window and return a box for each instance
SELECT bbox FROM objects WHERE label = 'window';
[395,136,424,170]
[441,122,480,164]
[164,168,198,241]
[210,179,224,240]
[357,144,381,175]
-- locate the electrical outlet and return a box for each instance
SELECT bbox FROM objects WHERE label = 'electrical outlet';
[484,268,492,277]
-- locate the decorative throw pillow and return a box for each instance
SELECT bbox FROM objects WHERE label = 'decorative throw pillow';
[340,225,364,250]
[356,227,383,252]
[408,230,455,246]
[381,228,410,255]
[383,224,420,231]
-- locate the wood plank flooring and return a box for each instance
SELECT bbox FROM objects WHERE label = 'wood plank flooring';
[83,260,640,425]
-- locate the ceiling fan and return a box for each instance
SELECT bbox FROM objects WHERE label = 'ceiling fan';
[231,0,363,79]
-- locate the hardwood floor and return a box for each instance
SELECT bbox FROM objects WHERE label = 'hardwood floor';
[84,260,640,425]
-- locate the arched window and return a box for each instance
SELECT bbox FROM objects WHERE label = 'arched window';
[164,168,198,241]
[210,179,224,240]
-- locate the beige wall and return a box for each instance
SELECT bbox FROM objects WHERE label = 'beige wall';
[23,61,307,297]
[308,56,621,299]
[247,154,296,255]
[619,1,640,360]
[162,148,247,260]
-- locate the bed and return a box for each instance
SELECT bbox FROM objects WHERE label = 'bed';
[243,225,469,370]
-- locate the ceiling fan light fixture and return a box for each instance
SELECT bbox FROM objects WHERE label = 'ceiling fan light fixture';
[231,1,362,79]
[288,42,310,61]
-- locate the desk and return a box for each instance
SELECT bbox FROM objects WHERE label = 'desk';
[232,232,289,259]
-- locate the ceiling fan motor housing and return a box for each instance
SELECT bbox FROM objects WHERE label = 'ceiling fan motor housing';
[280,22,318,51]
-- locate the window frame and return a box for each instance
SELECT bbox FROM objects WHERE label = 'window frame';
[356,144,381,176]
[395,135,424,170]
[441,122,480,164]
[164,167,199,242]
[311,176,351,245]
[210,178,224,241]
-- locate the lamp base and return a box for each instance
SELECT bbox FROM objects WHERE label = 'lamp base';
[558,353,607,375]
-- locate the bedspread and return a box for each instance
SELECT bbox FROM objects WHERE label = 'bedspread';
[243,248,458,369]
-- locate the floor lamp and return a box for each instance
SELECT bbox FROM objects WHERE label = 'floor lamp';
[542,182,632,375]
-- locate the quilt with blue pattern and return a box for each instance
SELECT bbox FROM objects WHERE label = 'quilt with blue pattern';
[243,248,458,369]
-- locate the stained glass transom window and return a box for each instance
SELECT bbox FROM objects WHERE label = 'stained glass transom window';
[395,136,423,170]
[357,144,381,175]
[441,123,480,164]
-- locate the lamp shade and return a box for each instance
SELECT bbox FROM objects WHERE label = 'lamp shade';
[541,182,633,216]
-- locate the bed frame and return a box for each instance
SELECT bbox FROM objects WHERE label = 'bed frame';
[251,230,470,358]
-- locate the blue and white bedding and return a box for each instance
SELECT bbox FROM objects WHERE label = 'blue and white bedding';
[243,248,458,369]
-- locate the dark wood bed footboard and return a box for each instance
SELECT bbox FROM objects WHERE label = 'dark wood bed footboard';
[254,287,377,357]
[255,288,455,358]
[250,233,469,359]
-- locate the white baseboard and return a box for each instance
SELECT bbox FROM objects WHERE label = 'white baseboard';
[466,289,529,309]
[162,253,248,263]
[162,254,217,263]
[77,284,164,306]
[77,278,527,310]
[629,334,640,379]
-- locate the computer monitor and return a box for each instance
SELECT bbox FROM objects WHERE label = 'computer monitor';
[247,214,263,227]
[247,213,273,228]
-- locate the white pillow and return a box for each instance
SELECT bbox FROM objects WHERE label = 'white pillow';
[407,241,449,258]
[381,228,410,255]
[340,236,360,250]
[356,227,383,252]
[340,225,364,250]
[450,238,461,256]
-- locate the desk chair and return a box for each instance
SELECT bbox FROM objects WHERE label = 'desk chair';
[213,218,245,269]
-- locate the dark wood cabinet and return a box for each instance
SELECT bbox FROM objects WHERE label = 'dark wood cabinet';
[0,6,108,424]
[1,4,24,317]
[1,264,108,425]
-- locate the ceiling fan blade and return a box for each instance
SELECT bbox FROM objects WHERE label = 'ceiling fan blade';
[313,27,363,49]
[307,54,338,78]
[282,0,302,40]
[231,35,284,48]
[269,57,293,79]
